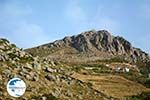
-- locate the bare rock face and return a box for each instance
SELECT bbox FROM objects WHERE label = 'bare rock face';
[37,30,149,62]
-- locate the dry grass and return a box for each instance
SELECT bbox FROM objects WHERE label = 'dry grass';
[71,73,150,99]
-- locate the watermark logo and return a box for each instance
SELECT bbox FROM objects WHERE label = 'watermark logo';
[7,78,26,97]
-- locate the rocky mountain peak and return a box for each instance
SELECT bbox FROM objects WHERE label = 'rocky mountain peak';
[81,30,96,38]
[29,30,150,63]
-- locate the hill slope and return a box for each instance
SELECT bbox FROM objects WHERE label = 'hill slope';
[27,30,149,63]
[1,30,150,100]
[0,38,109,100]
[25,30,150,99]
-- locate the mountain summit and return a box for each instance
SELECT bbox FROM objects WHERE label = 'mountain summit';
[27,30,149,63]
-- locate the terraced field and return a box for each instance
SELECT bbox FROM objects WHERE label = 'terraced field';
[71,73,150,99]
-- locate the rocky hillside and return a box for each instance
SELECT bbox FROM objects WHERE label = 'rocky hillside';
[27,30,149,63]
[1,35,150,100]
[0,38,110,100]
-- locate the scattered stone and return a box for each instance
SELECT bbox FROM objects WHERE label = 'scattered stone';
[0,91,3,96]
[20,51,26,57]
[50,61,56,66]
[32,62,41,70]
[26,63,33,69]
[41,96,47,100]
[0,45,5,50]
[2,69,11,76]
[52,88,61,97]
[26,72,39,81]
[45,74,55,81]
[45,67,56,73]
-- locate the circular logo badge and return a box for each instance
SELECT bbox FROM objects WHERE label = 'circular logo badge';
[7,78,26,97]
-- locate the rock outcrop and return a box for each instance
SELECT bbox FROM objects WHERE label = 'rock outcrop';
[34,30,149,62]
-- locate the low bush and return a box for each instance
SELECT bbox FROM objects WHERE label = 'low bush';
[127,91,150,100]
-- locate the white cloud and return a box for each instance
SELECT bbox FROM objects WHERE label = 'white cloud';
[64,0,87,22]
[88,10,119,33]
[88,6,120,35]
[141,2,150,19]
[64,1,120,34]
[97,18,119,34]
[0,0,48,48]
[0,1,32,18]
[11,22,49,48]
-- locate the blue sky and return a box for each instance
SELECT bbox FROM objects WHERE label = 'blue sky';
[0,0,150,53]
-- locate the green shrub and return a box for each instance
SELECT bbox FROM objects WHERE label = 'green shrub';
[72,66,81,72]
[96,56,128,63]
[110,57,128,63]
[0,38,9,43]
[137,61,150,78]
[127,91,150,100]
[143,79,150,88]
[8,53,17,58]
[11,44,16,48]
[31,94,57,100]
